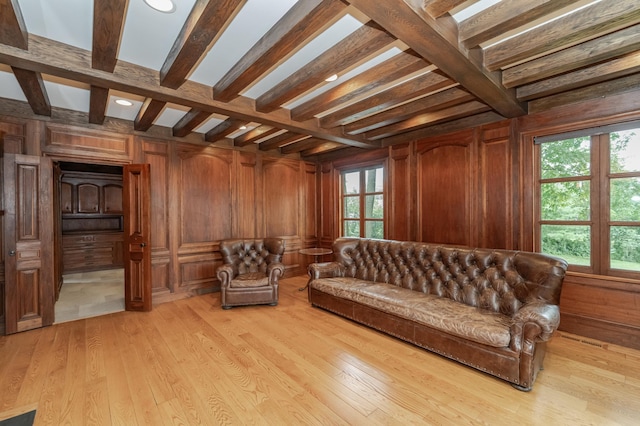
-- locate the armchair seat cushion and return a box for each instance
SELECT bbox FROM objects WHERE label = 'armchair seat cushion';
[231,272,269,288]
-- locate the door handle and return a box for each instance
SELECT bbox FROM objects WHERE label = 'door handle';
[140,243,146,247]
[8,250,16,256]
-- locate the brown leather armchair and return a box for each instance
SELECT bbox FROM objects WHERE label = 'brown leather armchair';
[216,238,285,309]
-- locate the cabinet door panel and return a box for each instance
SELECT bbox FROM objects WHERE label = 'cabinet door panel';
[78,183,100,213]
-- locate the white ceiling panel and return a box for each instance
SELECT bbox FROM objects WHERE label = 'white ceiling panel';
[189,0,299,86]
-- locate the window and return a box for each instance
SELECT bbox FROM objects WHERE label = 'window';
[341,166,384,238]
[537,123,640,278]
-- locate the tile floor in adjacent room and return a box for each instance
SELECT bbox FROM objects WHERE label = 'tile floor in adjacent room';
[54,268,125,323]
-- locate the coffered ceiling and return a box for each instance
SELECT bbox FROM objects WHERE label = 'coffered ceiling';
[0,0,639,158]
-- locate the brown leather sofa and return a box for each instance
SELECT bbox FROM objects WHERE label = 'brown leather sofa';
[308,238,568,391]
[217,238,285,309]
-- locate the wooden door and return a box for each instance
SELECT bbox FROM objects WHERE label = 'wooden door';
[123,164,151,311]
[3,154,54,334]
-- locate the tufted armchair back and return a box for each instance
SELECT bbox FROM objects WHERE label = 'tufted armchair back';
[219,238,285,276]
[332,238,568,317]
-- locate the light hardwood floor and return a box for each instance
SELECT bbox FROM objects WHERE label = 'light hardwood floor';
[55,269,125,324]
[1,275,639,425]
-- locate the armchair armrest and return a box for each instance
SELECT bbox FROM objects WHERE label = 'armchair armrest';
[308,261,345,281]
[216,264,236,289]
[267,262,285,283]
[509,302,560,352]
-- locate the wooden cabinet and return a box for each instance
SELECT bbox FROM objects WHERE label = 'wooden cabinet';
[59,166,125,273]
[62,232,123,273]
[60,169,123,233]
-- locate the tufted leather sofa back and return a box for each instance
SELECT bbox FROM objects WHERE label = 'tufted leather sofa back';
[333,238,568,316]
[220,238,285,275]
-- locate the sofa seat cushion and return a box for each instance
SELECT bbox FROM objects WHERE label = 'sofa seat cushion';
[231,272,269,288]
[312,277,512,348]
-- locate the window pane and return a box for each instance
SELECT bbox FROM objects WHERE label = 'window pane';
[344,196,360,218]
[610,226,640,271]
[365,221,383,239]
[541,181,590,220]
[610,177,640,221]
[541,224,590,266]
[343,171,360,194]
[344,220,360,237]
[364,194,383,219]
[365,168,383,193]
[540,137,590,179]
[611,128,640,173]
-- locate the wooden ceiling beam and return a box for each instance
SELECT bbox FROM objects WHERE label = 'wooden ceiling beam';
[319,71,454,128]
[204,117,247,142]
[89,86,109,124]
[280,137,327,154]
[527,73,640,114]
[255,22,396,113]
[344,0,526,117]
[459,0,577,48]
[423,0,468,19]
[300,141,344,157]
[343,87,474,135]
[160,0,246,89]
[517,51,640,101]
[0,0,28,49]
[258,132,308,151]
[172,108,211,137]
[233,125,280,147]
[92,0,128,72]
[503,24,640,88]
[10,67,51,116]
[213,0,347,102]
[134,98,167,131]
[484,0,640,71]
[291,50,428,121]
[0,34,376,148]
[364,100,491,140]
[380,111,505,147]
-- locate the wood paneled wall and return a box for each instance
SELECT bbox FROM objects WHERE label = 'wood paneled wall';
[317,90,640,350]
[1,117,317,314]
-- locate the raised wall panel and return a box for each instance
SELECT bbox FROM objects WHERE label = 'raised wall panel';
[44,124,132,162]
[389,144,413,241]
[559,274,640,349]
[319,163,335,245]
[236,152,259,238]
[178,147,233,245]
[263,158,300,238]
[416,130,473,245]
[303,162,317,240]
[478,122,513,249]
[140,139,172,294]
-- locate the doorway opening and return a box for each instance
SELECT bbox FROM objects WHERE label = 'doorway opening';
[54,161,125,323]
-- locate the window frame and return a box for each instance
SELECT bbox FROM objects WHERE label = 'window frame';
[339,164,386,239]
[535,124,640,280]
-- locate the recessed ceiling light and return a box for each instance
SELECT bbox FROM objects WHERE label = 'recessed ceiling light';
[143,0,176,13]
[325,74,338,82]
[115,99,133,107]
[239,125,247,130]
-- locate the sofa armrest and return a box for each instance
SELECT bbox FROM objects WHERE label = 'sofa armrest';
[267,262,285,284]
[308,261,344,281]
[509,302,560,352]
[216,264,236,289]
